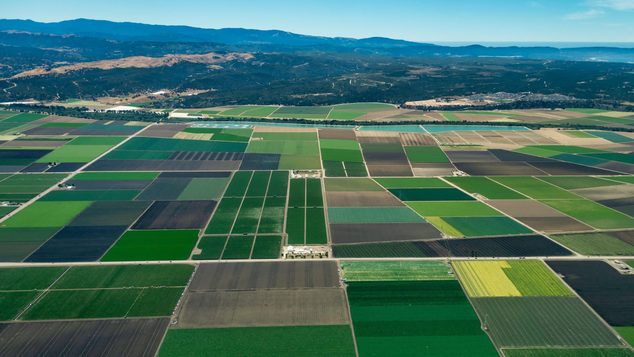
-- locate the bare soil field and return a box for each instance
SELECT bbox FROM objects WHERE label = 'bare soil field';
[188,261,340,291]
[175,288,349,328]
[0,318,169,357]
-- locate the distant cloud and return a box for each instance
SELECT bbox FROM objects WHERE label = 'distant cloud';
[565,9,605,20]
[592,0,634,10]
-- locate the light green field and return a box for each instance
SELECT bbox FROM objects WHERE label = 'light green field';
[551,232,634,256]
[270,106,333,119]
[539,176,622,190]
[2,201,91,228]
[542,199,634,230]
[279,155,322,169]
[614,327,634,347]
[561,131,597,138]
[491,177,579,199]
[246,140,319,155]
[37,145,114,163]
[239,106,280,117]
[426,217,465,237]
[454,260,573,297]
[404,146,450,163]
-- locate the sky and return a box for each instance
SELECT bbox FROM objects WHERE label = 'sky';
[3,0,634,43]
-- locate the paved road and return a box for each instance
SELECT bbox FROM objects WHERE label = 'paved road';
[0,254,632,269]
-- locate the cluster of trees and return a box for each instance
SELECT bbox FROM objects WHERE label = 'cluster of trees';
[2,53,633,110]
[3,104,168,122]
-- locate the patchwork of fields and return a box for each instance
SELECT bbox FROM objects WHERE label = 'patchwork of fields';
[0,108,633,355]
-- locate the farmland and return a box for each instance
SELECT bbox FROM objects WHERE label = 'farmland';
[1,108,634,355]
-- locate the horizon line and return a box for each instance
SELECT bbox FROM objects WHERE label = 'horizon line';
[2,17,634,47]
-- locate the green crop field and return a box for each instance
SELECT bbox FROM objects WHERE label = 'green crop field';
[239,106,280,117]
[503,348,634,357]
[210,129,253,142]
[503,261,574,297]
[333,103,396,112]
[0,267,66,290]
[551,232,634,256]
[539,176,622,190]
[542,199,634,229]
[192,236,227,260]
[178,177,230,200]
[348,280,498,356]
[270,106,333,119]
[614,327,634,346]
[454,260,573,298]
[445,177,527,199]
[254,132,318,141]
[159,325,356,357]
[441,217,533,236]
[222,235,255,259]
[491,177,579,199]
[247,140,319,156]
[1,113,47,123]
[52,265,193,289]
[5,109,634,355]
[9,264,193,321]
[341,261,453,281]
[251,235,282,259]
[407,201,501,217]
[286,178,327,245]
[471,297,623,348]
[37,145,115,163]
[3,201,91,228]
[375,177,450,188]
[21,287,183,320]
[320,139,364,162]
[404,146,450,163]
[41,189,140,201]
[388,188,475,201]
[0,291,40,320]
[561,130,598,138]
[101,230,199,261]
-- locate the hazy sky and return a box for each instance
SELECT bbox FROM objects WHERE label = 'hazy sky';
[3,0,634,42]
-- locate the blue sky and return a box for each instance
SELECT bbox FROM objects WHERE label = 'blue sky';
[3,0,634,43]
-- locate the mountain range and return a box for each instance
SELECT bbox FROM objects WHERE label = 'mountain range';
[2,18,634,63]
